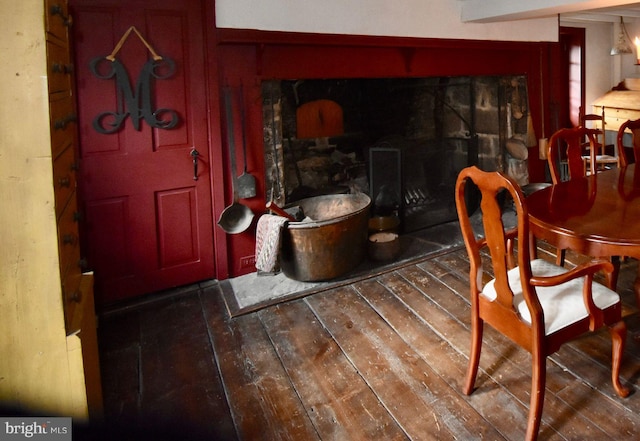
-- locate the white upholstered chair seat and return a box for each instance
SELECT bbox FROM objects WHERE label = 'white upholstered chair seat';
[593,154,618,163]
[482,258,620,335]
[582,154,619,172]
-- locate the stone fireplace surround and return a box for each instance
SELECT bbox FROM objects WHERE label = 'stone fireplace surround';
[262,75,530,233]
[215,30,550,276]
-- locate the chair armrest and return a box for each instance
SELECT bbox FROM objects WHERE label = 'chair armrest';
[529,259,613,287]
[476,226,517,246]
[529,258,614,330]
[475,227,518,267]
[505,227,518,240]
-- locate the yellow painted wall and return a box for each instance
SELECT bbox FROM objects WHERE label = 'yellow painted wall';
[0,0,82,417]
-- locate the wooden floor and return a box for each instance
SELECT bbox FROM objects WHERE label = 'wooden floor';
[97,243,640,440]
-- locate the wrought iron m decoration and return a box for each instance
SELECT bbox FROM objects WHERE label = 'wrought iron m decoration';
[90,26,179,134]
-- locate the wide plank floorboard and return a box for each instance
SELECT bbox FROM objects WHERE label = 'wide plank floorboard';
[200,289,320,441]
[307,285,500,440]
[353,275,528,440]
[97,244,640,440]
[258,301,408,440]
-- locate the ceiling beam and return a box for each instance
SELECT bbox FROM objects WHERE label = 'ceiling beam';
[460,0,640,23]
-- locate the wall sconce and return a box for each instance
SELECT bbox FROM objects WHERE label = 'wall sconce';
[635,37,640,65]
[611,16,633,55]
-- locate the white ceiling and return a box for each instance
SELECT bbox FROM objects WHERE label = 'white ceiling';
[460,1,640,23]
[563,3,640,22]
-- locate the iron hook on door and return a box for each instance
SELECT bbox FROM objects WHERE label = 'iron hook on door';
[190,148,200,180]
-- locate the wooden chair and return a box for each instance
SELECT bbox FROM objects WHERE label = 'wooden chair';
[455,166,629,441]
[616,118,640,166]
[579,107,620,171]
[547,126,597,185]
[546,127,597,265]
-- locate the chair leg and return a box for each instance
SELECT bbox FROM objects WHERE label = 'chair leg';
[464,315,483,395]
[609,320,631,398]
[555,248,565,267]
[525,352,546,441]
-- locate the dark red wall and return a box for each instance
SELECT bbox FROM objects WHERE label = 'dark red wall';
[213,29,557,278]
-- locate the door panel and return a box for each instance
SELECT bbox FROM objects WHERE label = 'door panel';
[84,198,131,279]
[156,188,199,267]
[71,0,214,305]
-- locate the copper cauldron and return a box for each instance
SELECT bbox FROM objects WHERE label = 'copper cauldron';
[280,193,371,281]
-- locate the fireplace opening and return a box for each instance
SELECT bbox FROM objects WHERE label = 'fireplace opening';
[263,75,530,233]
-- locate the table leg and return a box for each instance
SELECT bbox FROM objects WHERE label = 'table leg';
[607,256,621,291]
[634,261,640,311]
[631,261,640,343]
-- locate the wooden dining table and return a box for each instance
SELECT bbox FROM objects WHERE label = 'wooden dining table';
[527,164,640,305]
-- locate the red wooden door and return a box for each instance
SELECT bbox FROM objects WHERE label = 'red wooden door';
[70,0,215,305]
